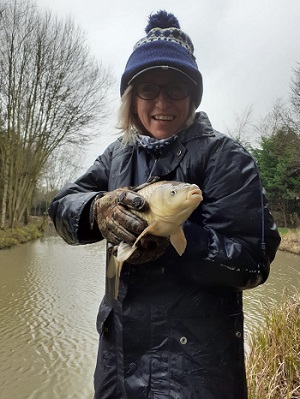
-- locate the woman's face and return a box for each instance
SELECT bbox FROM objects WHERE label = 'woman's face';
[132,69,192,139]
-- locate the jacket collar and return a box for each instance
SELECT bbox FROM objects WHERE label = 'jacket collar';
[179,111,215,143]
[109,111,215,189]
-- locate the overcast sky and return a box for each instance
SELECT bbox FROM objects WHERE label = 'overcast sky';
[34,0,300,171]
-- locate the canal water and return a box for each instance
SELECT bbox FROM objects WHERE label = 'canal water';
[0,228,299,399]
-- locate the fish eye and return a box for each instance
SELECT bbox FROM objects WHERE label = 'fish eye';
[170,189,177,196]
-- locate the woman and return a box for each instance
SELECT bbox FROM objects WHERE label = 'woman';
[49,11,281,399]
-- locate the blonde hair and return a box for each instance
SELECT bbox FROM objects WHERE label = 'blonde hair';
[117,85,196,144]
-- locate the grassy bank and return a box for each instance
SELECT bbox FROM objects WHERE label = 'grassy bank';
[0,220,44,249]
[246,294,300,399]
[279,228,300,255]
[1,222,300,254]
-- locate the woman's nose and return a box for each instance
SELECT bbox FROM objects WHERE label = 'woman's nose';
[155,88,171,106]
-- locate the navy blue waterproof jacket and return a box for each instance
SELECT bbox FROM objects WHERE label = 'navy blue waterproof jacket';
[49,112,280,399]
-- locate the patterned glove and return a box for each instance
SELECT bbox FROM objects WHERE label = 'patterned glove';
[93,188,169,264]
[93,188,147,245]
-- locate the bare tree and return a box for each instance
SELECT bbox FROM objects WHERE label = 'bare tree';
[257,99,299,141]
[40,145,83,205]
[29,144,83,219]
[0,0,112,227]
[225,105,255,150]
[290,62,300,130]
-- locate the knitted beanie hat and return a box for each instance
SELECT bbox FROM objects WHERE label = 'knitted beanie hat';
[120,10,203,108]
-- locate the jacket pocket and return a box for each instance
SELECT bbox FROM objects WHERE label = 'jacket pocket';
[171,311,245,374]
[96,297,113,335]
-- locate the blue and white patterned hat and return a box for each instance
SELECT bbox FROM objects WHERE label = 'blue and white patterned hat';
[120,10,203,108]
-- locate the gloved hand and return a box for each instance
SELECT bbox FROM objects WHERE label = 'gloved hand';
[93,188,169,264]
[93,188,147,245]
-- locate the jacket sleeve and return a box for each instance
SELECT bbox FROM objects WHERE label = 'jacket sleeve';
[48,143,115,245]
[170,136,281,290]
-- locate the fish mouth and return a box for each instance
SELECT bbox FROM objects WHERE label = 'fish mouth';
[187,188,202,200]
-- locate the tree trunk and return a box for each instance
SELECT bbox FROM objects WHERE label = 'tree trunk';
[0,145,10,228]
[0,1,111,227]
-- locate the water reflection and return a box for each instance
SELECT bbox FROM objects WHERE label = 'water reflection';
[244,250,300,332]
[0,230,299,399]
[0,232,106,399]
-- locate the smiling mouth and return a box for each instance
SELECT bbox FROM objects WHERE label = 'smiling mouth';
[153,115,175,121]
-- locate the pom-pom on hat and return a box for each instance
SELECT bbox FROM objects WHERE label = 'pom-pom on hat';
[120,10,203,108]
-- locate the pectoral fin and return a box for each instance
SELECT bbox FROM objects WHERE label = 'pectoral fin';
[134,223,159,243]
[114,259,124,299]
[107,254,124,299]
[116,241,136,262]
[170,227,187,256]
[107,254,117,278]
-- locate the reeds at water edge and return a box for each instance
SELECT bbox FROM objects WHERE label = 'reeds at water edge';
[246,293,300,399]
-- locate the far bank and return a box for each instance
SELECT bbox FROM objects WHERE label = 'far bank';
[279,228,300,255]
[0,223,299,255]
[0,218,46,250]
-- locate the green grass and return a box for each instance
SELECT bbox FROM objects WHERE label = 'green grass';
[246,294,300,399]
[0,223,43,249]
[278,227,290,236]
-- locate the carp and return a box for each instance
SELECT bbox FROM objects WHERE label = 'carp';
[108,180,203,297]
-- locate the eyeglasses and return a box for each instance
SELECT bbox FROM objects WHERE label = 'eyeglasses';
[134,81,193,101]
